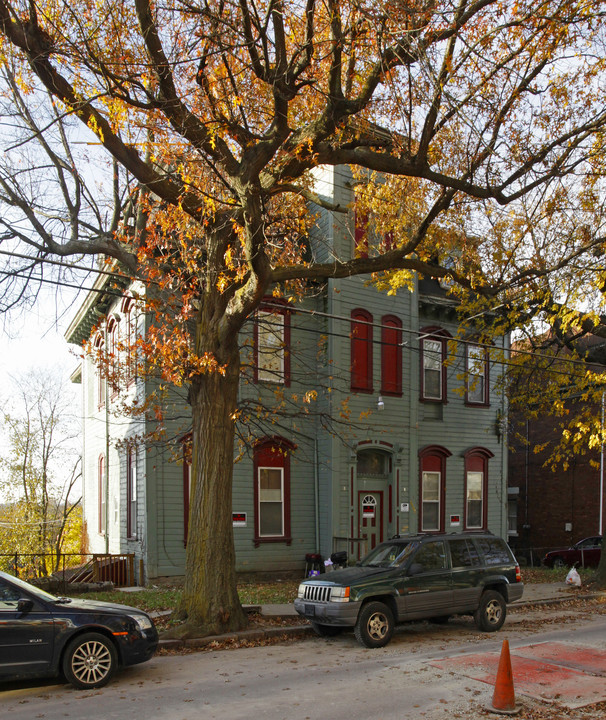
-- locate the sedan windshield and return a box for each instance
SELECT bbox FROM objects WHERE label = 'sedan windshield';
[359,542,415,568]
[0,572,58,602]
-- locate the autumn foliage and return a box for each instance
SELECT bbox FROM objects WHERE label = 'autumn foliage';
[3,0,606,629]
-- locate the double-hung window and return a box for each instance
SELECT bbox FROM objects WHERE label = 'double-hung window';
[466,344,489,405]
[126,447,137,539]
[464,448,492,530]
[255,302,290,385]
[253,437,295,546]
[98,455,106,535]
[420,328,448,401]
[419,446,451,533]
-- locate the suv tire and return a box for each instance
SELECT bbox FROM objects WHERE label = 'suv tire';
[474,590,506,632]
[311,622,343,637]
[354,601,394,648]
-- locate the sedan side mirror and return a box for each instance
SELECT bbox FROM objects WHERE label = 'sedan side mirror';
[17,598,34,614]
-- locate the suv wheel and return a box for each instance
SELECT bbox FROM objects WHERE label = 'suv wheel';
[354,601,394,648]
[474,590,506,632]
[311,622,343,637]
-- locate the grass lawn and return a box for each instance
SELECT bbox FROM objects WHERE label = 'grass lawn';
[70,578,300,616]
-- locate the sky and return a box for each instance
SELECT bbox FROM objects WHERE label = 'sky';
[0,299,81,382]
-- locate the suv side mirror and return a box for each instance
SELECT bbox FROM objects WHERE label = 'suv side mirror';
[408,563,424,576]
[17,598,34,614]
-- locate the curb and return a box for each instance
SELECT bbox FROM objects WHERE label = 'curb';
[511,590,605,609]
[159,623,313,650]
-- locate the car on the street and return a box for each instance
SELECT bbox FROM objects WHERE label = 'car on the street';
[0,569,158,689]
[294,532,523,648]
[542,536,602,569]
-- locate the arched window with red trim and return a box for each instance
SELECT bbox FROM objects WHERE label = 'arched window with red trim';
[381,314,402,396]
[351,309,373,392]
[93,333,106,409]
[420,327,450,402]
[466,343,489,405]
[126,447,137,539]
[254,299,291,386]
[419,445,451,533]
[107,317,119,397]
[253,437,296,546]
[354,210,369,258]
[464,447,493,529]
[98,454,106,535]
[121,296,138,383]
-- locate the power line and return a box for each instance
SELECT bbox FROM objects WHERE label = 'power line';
[0,245,602,380]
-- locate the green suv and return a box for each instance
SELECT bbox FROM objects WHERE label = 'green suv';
[294,532,523,648]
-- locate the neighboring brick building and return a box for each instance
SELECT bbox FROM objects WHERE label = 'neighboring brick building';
[507,341,606,564]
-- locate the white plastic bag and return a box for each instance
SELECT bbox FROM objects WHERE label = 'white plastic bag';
[565,567,581,587]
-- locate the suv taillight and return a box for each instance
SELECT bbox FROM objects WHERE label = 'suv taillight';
[515,564,522,582]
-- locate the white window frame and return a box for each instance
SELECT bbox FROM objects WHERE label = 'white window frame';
[467,344,487,404]
[421,471,441,532]
[423,339,443,400]
[257,310,285,383]
[258,465,284,537]
[466,470,484,529]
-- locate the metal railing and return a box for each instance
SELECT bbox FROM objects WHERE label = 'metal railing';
[0,552,137,588]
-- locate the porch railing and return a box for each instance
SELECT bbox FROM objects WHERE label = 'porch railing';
[0,552,137,588]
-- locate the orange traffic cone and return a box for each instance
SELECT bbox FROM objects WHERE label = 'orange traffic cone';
[489,639,520,715]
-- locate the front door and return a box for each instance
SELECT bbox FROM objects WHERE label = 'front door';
[358,491,384,556]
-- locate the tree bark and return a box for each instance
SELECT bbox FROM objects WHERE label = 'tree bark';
[170,330,248,637]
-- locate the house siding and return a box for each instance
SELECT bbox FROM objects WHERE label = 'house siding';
[69,165,509,580]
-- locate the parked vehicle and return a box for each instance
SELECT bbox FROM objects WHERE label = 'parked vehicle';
[294,532,523,648]
[542,536,602,569]
[0,570,158,689]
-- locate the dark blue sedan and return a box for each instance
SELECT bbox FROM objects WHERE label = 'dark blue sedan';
[0,569,158,689]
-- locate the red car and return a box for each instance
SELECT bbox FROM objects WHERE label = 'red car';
[542,536,602,569]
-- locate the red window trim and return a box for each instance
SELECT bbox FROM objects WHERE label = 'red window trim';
[418,445,451,533]
[465,343,490,407]
[107,318,119,399]
[420,326,450,403]
[463,447,493,530]
[253,298,291,387]
[354,210,395,256]
[121,296,138,385]
[93,333,105,410]
[354,211,369,258]
[98,454,105,535]
[381,314,402,396]
[351,309,373,393]
[126,447,137,539]
[253,436,296,547]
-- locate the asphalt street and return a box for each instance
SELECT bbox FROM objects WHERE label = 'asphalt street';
[2,612,606,720]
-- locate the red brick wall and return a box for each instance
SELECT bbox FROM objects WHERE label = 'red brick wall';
[508,408,603,562]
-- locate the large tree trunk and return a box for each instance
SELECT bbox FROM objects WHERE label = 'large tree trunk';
[170,331,248,638]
